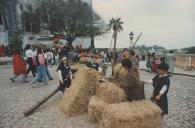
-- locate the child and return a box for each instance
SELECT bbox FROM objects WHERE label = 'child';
[147,63,170,116]
[57,57,72,92]
[10,49,28,83]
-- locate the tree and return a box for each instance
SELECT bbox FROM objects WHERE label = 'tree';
[36,0,107,48]
[0,0,5,25]
[23,4,40,34]
[10,33,23,50]
[108,17,123,75]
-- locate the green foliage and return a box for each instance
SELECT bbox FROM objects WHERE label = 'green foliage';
[108,17,123,75]
[108,17,124,32]
[10,33,23,49]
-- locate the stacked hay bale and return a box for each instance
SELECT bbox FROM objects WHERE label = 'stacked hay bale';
[99,101,162,128]
[113,63,123,79]
[88,82,126,122]
[88,96,107,122]
[96,82,126,104]
[79,57,90,63]
[59,68,99,116]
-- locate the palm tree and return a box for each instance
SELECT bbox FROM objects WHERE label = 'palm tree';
[108,17,123,75]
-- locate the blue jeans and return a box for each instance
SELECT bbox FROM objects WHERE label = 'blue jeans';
[45,65,53,80]
[32,65,48,84]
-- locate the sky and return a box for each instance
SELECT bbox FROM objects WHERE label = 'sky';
[93,0,195,49]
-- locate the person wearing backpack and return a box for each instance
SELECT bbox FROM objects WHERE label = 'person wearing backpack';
[30,48,48,87]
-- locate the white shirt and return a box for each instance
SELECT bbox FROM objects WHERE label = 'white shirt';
[58,70,63,82]
[44,53,48,59]
[159,85,167,95]
[47,52,53,60]
[25,49,34,58]
[33,51,37,56]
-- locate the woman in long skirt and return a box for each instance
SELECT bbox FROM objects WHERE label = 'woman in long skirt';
[10,49,28,83]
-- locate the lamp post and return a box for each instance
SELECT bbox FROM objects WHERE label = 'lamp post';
[129,31,134,49]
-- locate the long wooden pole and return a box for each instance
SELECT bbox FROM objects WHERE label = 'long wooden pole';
[24,86,59,116]
[24,69,78,117]
[132,32,142,50]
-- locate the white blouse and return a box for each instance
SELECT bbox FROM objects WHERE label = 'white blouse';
[25,49,34,58]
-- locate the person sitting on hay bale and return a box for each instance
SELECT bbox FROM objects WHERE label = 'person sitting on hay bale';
[118,59,145,101]
[57,57,72,92]
[86,57,102,74]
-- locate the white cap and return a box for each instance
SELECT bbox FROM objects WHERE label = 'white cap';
[61,57,67,61]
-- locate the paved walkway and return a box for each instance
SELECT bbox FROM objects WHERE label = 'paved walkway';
[0,65,195,128]
[140,71,195,128]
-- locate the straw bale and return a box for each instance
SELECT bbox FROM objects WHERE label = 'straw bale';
[79,57,90,63]
[88,96,107,122]
[59,67,100,116]
[96,82,126,104]
[114,63,140,80]
[114,63,128,81]
[113,63,122,78]
[100,101,162,128]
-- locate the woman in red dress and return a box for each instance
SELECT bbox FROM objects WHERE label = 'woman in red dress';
[10,49,28,83]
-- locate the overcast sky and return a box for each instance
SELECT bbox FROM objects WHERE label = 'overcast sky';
[93,0,195,49]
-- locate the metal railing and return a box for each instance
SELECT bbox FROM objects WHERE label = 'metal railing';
[175,54,195,71]
[141,53,195,71]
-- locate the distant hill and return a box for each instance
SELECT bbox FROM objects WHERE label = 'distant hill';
[183,46,195,54]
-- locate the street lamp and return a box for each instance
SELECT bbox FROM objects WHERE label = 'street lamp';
[129,31,134,48]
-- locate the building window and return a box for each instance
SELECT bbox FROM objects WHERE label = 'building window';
[0,12,3,25]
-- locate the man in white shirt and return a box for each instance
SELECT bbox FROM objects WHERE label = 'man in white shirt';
[25,44,36,77]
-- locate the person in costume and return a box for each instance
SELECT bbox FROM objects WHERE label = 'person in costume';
[147,63,170,116]
[57,57,72,92]
[86,57,102,74]
[115,59,145,101]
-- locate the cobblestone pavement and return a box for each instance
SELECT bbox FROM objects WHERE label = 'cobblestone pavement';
[140,71,195,128]
[0,65,195,128]
[0,65,96,128]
